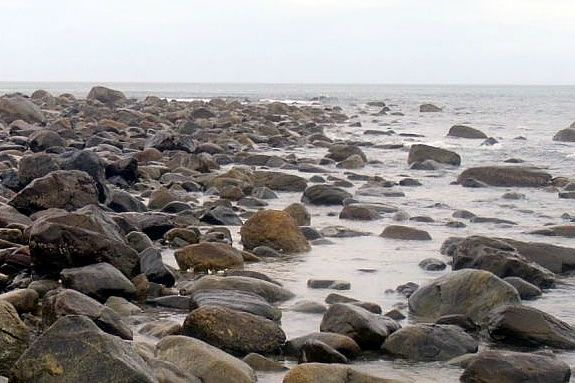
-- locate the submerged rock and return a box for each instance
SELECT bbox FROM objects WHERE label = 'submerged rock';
[447,125,488,139]
[283,363,404,383]
[380,225,432,240]
[553,127,575,142]
[457,166,552,187]
[407,144,461,166]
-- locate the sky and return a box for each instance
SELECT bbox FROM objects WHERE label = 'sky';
[0,0,574,84]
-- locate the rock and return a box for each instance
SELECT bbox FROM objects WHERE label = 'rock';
[380,225,432,240]
[553,127,575,142]
[190,288,281,321]
[0,301,29,375]
[326,144,367,162]
[252,187,278,199]
[9,170,99,215]
[17,153,60,186]
[180,274,294,303]
[108,190,147,213]
[58,150,108,202]
[148,188,179,210]
[87,85,127,104]
[139,319,182,338]
[139,247,176,287]
[447,125,488,139]
[253,171,307,192]
[529,225,575,238]
[407,144,461,166]
[28,130,65,152]
[126,231,154,253]
[384,309,406,320]
[290,300,327,314]
[0,289,39,313]
[240,209,310,253]
[502,191,525,200]
[457,166,552,187]
[503,277,542,300]
[105,296,142,317]
[284,203,311,226]
[320,226,370,238]
[286,333,361,359]
[382,324,478,361]
[307,279,351,290]
[201,205,243,226]
[156,336,256,383]
[60,262,137,302]
[252,246,282,258]
[410,159,441,170]
[339,205,381,221]
[408,269,520,322]
[301,185,352,206]
[105,157,138,185]
[488,305,575,349]
[299,340,348,364]
[435,315,479,333]
[336,154,366,169]
[450,236,555,288]
[418,258,447,271]
[461,350,571,383]
[420,103,442,112]
[283,363,403,383]
[396,282,419,297]
[182,305,286,355]
[42,288,132,340]
[0,204,32,227]
[242,353,287,371]
[8,315,156,383]
[146,132,195,153]
[319,303,400,350]
[0,95,46,124]
[174,242,244,272]
[147,295,191,310]
[28,206,140,278]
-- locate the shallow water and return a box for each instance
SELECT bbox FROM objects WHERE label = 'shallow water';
[5,82,575,382]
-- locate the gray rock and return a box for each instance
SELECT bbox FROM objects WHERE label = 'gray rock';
[447,125,488,139]
[299,340,348,364]
[380,225,432,240]
[503,277,542,300]
[457,166,552,187]
[0,301,30,375]
[301,185,352,206]
[0,95,46,124]
[189,288,281,321]
[87,86,127,104]
[407,144,460,166]
[553,127,575,142]
[60,262,136,302]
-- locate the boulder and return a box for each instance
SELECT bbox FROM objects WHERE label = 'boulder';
[501,238,575,274]
[139,247,176,287]
[319,303,400,350]
[9,170,99,215]
[301,185,352,206]
[28,130,65,152]
[174,242,244,272]
[0,301,30,375]
[146,132,195,153]
[17,153,60,185]
[336,154,365,169]
[58,150,108,202]
[382,324,478,361]
[461,350,571,383]
[283,363,404,383]
[284,203,311,226]
[105,157,138,185]
[339,205,381,221]
[42,288,132,340]
[299,340,348,364]
[108,190,147,213]
[87,86,127,104]
[488,305,575,349]
[407,144,461,166]
[503,277,542,300]
[419,258,447,271]
[0,289,39,313]
[553,127,575,142]
[447,125,488,139]
[105,296,142,317]
[285,332,361,359]
[156,336,256,383]
[326,144,367,162]
[457,166,552,187]
[200,205,243,226]
[240,209,310,253]
[9,315,156,383]
[60,262,137,302]
[408,269,520,323]
[529,225,575,238]
[242,353,287,372]
[380,225,431,240]
[0,95,46,124]
[182,305,286,355]
[189,289,281,321]
[253,171,308,192]
[420,103,442,112]
[126,231,154,253]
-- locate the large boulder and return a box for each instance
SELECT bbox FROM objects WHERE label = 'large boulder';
[8,315,156,383]
[146,132,195,153]
[17,153,60,186]
[28,130,65,152]
[60,262,136,302]
[457,166,552,187]
[42,289,132,340]
[450,236,555,288]
[175,242,244,272]
[0,95,46,124]
[447,125,488,139]
[407,144,461,166]
[283,363,404,383]
[487,305,575,349]
[139,247,176,287]
[58,150,108,202]
[381,324,478,361]
[319,303,400,350]
[156,335,256,383]
[29,206,140,278]
[253,171,308,192]
[0,301,30,375]
[553,127,575,142]
[408,269,520,323]
[461,350,571,383]
[380,225,431,240]
[9,170,99,215]
[240,209,310,253]
[501,238,575,274]
[326,144,367,162]
[189,289,281,321]
[182,305,286,355]
[87,86,127,105]
[301,185,352,206]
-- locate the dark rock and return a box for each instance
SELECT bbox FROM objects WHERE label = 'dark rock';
[28,130,65,152]
[87,86,127,104]
[139,247,176,287]
[0,301,29,375]
[299,340,348,364]
[407,144,461,166]
[435,315,479,333]
[285,332,361,359]
[189,288,281,321]
[174,242,244,272]
[253,171,307,192]
[301,185,352,206]
[17,153,59,186]
[447,125,488,139]
[420,103,442,112]
[0,95,46,124]
[457,166,552,187]
[503,277,542,300]
[146,132,195,153]
[339,205,382,221]
[380,225,432,240]
[60,262,136,302]
[553,127,575,142]
[201,205,243,226]
[419,258,447,271]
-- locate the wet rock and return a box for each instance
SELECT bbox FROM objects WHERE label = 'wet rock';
[253,171,307,192]
[105,296,142,317]
[146,132,195,153]
[461,350,571,383]
[189,288,281,321]
[420,103,442,112]
[503,277,542,300]
[488,305,575,349]
[241,209,310,253]
[320,225,370,238]
[252,245,282,258]
[182,305,286,355]
[156,336,256,383]
[58,150,108,202]
[201,205,243,226]
[326,144,367,162]
[380,225,432,240]
[0,95,46,125]
[410,159,441,170]
[242,353,287,372]
[336,154,366,169]
[481,137,498,146]
[502,191,525,200]
[447,125,488,139]
[320,303,400,350]
[283,363,402,383]
[339,205,382,221]
[9,315,156,383]
[418,258,447,271]
[252,186,278,199]
[529,225,575,238]
[139,319,182,338]
[0,301,30,375]
[60,262,136,302]
[407,144,461,166]
[174,242,244,272]
[408,269,520,322]
[17,153,59,186]
[284,203,311,226]
[147,295,191,310]
[105,157,138,185]
[0,289,38,313]
[384,309,406,320]
[87,85,127,104]
[9,170,99,215]
[301,184,352,206]
[290,300,327,314]
[126,231,154,253]
[138,247,176,287]
[382,324,478,361]
[457,166,552,187]
[28,130,65,152]
[285,332,361,359]
[299,340,348,364]
[396,282,419,297]
[553,127,575,142]
[307,279,351,290]
[108,190,147,212]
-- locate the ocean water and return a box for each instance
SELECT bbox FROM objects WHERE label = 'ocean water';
[3,82,575,382]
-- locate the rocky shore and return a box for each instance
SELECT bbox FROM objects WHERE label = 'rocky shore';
[0,86,574,382]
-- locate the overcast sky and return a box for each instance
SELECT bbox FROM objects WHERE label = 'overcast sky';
[0,0,574,84]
